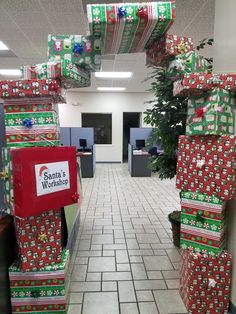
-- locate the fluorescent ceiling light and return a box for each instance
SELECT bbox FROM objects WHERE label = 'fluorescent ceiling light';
[0,69,21,76]
[0,41,9,50]
[95,72,132,78]
[97,87,126,92]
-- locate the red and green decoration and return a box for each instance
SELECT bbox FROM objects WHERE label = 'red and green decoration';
[186,88,234,136]
[47,34,101,72]
[21,60,91,89]
[180,249,231,313]
[86,2,176,54]
[1,148,14,215]
[4,103,60,147]
[176,135,236,201]
[9,250,69,314]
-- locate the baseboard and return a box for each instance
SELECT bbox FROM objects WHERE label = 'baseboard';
[96,161,121,164]
[230,301,236,314]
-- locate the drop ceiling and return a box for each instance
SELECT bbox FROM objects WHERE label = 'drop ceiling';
[0,0,215,92]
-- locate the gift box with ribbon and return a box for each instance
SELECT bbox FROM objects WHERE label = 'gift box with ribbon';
[20,60,91,89]
[185,88,234,136]
[176,135,236,201]
[146,34,193,66]
[86,2,176,54]
[180,249,232,313]
[180,191,226,256]
[14,209,62,272]
[167,51,209,80]
[4,103,60,148]
[47,34,101,72]
[11,146,78,218]
[0,79,65,104]
[9,249,69,313]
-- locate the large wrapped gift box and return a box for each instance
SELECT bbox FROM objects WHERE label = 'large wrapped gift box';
[4,103,60,148]
[176,135,236,201]
[14,209,62,272]
[167,51,209,80]
[1,148,14,215]
[11,146,78,218]
[21,60,91,89]
[180,191,226,256]
[0,79,65,104]
[174,73,236,96]
[185,89,234,136]
[48,34,101,72]
[146,34,193,66]
[180,249,232,313]
[9,249,69,313]
[87,2,176,54]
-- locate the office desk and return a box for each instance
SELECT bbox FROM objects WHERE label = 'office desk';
[77,152,94,178]
[128,148,152,177]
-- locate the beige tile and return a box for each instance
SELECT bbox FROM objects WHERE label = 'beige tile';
[136,290,154,302]
[138,302,159,314]
[88,257,116,272]
[143,256,173,271]
[154,290,188,314]
[166,279,179,289]
[120,303,139,314]
[68,304,82,314]
[134,280,167,290]
[102,272,132,281]
[102,281,117,292]
[118,281,136,302]
[162,270,179,279]
[83,292,119,314]
[69,292,83,304]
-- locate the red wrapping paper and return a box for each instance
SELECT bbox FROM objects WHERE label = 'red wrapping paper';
[176,135,236,201]
[14,209,62,272]
[180,249,231,314]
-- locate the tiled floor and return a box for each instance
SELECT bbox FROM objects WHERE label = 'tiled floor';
[68,164,187,314]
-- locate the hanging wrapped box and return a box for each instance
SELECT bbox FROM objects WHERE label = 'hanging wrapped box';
[0,79,65,104]
[9,249,69,313]
[47,34,101,72]
[86,2,176,54]
[176,135,236,201]
[11,146,78,218]
[180,191,226,256]
[167,51,209,80]
[146,34,193,66]
[186,88,234,136]
[4,103,60,148]
[20,60,91,89]
[14,209,62,272]
[180,249,232,314]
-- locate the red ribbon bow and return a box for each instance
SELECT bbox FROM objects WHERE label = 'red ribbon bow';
[137,7,148,17]
[48,81,61,95]
[72,192,80,202]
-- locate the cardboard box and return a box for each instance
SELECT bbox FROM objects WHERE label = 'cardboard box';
[9,249,69,313]
[176,135,236,201]
[87,2,175,54]
[4,103,60,147]
[11,146,78,218]
[180,249,232,313]
[180,191,226,256]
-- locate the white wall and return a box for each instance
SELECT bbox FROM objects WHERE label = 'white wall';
[58,92,154,162]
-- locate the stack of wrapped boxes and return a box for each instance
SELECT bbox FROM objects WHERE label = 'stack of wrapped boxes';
[172,57,235,312]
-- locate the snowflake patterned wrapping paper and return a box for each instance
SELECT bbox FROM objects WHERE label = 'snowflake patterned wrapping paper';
[185,89,234,136]
[47,34,101,72]
[9,249,69,314]
[167,51,209,80]
[1,148,14,215]
[176,135,236,201]
[174,73,236,96]
[20,60,91,89]
[14,209,62,272]
[146,34,193,66]
[86,2,176,54]
[0,79,65,104]
[4,103,60,148]
[180,191,226,256]
[179,249,232,314]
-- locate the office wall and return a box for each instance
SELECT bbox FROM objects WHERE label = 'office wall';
[58,92,153,162]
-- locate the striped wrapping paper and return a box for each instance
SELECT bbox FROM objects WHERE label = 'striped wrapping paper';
[4,103,60,147]
[86,2,175,54]
[180,191,226,256]
[9,250,69,313]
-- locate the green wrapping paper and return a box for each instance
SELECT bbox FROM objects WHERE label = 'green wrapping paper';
[180,191,226,256]
[47,34,101,71]
[87,2,175,54]
[1,148,14,215]
[20,60,91,89]
[186,88,234,135]
[9,250,70,314]
[4,103,60,147]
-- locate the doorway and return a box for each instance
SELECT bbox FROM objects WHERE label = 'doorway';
[123,112,141,162]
